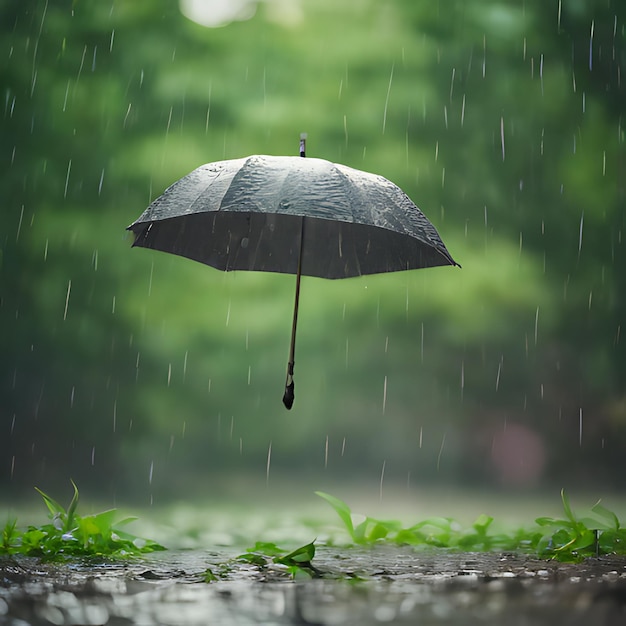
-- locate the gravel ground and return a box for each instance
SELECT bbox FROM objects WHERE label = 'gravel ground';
[2,546,626,625]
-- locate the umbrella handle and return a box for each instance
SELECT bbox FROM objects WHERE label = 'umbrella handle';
[283,363,295,409]
[283,216,305,409]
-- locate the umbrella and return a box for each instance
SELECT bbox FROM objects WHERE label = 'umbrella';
[127,137,459,409]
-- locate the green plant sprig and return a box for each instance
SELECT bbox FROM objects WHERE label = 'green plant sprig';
[1,481,165,559]
[203,540,319,582]
[316,489,626,562]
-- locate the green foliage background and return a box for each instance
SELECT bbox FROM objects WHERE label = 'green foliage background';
[1,0,624,500]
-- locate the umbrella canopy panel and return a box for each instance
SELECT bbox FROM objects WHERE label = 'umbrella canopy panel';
[128,155,458,279]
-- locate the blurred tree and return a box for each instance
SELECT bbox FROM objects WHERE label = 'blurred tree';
[1,0,624,498]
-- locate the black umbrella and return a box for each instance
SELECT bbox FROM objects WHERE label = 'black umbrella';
[127,137,459,409]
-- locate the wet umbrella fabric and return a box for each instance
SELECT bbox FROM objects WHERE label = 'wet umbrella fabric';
[127,155,459,408]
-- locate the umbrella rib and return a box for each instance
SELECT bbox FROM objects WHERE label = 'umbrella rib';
[283,215,305,409]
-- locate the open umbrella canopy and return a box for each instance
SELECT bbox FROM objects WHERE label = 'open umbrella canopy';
[129,155,457,278]
[127,150,459,408]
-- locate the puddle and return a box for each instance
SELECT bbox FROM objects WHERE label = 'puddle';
[2,547,626,625]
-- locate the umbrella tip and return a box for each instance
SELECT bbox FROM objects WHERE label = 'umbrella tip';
[283,382,295,409]
[299,133,307,158]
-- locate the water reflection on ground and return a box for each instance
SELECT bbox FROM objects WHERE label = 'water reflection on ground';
[2,546,626,625]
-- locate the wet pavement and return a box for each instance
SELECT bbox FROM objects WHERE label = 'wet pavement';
[2,546,626,625]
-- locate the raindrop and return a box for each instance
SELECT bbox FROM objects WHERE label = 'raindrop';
[266,441,272,486]
[379,459,386,501]
[16,205,24,242]
[123,103,132,128]
[534,306,539,345]
[578,211,584,258]
[579,408,583,447]
[62,80,70,111]
[70,386,75,408]
[382,63,394,134]
[111,295,116,314]
[77,44,87,83]
[149,461,154,484]
[324,435,329,468]
[436,431,446,471]
[449,68,455,101]
[589,20,594,71]
[341,437,346,456]
[495,358,503,390]
[91,447,95,466]
[167,363,172,386]
[64,159,72,198]
[461,94,466,126]
[500,116,505,161]
[419,426,423,448]
[460,361,464,399]
[382,375,388,415]
[247,365,251,385]
[63,280,71,320]
[110,29,115,52]
[183,350,188,382]
[482,35,486,78]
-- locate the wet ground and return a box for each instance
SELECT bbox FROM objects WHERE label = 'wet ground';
[2,546,626,625]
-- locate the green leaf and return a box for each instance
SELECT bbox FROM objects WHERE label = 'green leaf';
[315,491,354,539]
[560,489,577,525]
[278,541,316,564]
[65,480,80,531]
[591,501,621,531]
[203,567,219,583]
[245,541,284,557]
[34,487,67,519]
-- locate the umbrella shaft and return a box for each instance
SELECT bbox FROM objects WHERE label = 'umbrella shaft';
[288,217,305,369]
[283,217,305,409]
